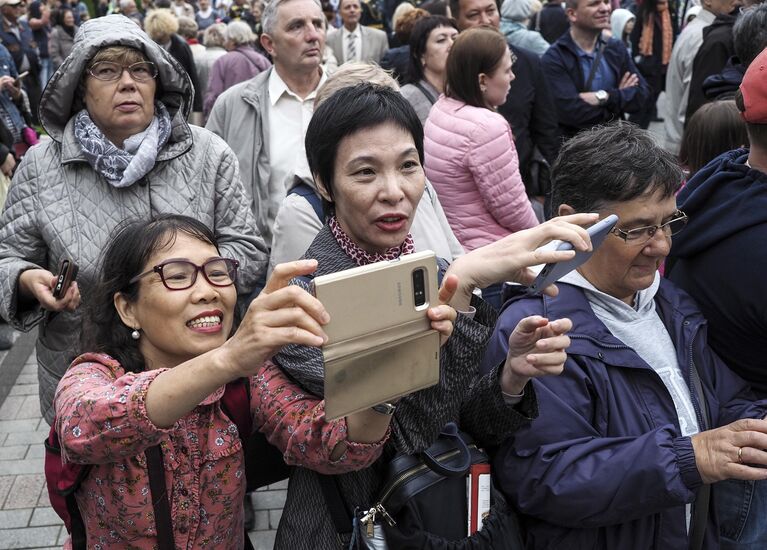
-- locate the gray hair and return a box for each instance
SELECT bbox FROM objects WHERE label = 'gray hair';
[119,0,135,9]
[225,20,255,45]
[204,22,227,48]
[550,121,682,215]
[176,16,199,39]
[262,0,323,36]
[733,4,767,67]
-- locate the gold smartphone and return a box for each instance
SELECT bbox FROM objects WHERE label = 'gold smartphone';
[314,250,441,420]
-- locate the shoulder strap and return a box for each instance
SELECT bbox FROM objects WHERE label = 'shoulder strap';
[232,48,263,71]
[317,474,356,547]
[583,42,608,92]
[288,180,324,221]
[411,81,437,105]
[145,445,175,550]
[534,8,541,32]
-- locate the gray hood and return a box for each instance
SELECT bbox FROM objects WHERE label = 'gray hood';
[40,15,193,141]
[501,0,532,23]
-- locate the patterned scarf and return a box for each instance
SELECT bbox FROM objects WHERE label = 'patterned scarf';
[74,101,172,188]
[639,4,673,66]
[328,216,415,266]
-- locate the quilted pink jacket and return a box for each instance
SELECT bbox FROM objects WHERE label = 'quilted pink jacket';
[424,96,538,251]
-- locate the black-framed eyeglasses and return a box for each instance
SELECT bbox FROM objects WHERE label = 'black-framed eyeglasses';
[129,257,239,291]
[610,210,688,245]
[87,61,159,82]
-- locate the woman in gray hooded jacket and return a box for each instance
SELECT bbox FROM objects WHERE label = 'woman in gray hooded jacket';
[0,15,268,425]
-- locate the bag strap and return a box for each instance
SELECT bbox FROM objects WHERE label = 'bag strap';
[233,48,263,71]
[688,360,711,550]
[583,42,607,92]
[411,81,437,106]
[421,422,473,477]
[317,474,356,547]
[288,179,325,221]
[145,445,176,550]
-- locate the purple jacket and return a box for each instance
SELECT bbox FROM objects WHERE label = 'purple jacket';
[481,280,767,550]
[424,96,538,251]
[204,46,271,117]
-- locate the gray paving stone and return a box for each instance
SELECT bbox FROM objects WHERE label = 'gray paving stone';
[0,476,13,507]
[252,489,286,510]
[0,419,39,434]
[269,508,283,529]
[0,525,60,548]
[14,374,37,386]
[0,508,32,528]
[0,458,44,477]
[0,396,25,421]
[0,445,27,460]
[20,363,36,375]
[248,529,276,550]
[37,482,52,508]
[14,395,41,420]
[4,474,45,509]
[4,430,49,446]
[30,506,64,527]
[266,479,288,490]
[57,525,69,546]
[8,383,38,396]
[25,443,44,459]
[253,509,269,531]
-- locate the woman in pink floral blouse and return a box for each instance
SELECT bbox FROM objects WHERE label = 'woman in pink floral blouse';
[53,214,458,549]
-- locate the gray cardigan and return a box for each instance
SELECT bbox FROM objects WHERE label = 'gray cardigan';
[401,79,440,126]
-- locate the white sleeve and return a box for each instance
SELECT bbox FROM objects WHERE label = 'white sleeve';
[268,193,324,277]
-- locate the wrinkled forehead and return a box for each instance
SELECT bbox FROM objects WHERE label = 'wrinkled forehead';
[339,0,361,9]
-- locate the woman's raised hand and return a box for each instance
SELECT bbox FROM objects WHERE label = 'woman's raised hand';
[501,316,573,395]
[219,259,330,377]
[18,268,81,312]
[444,213,598,310]
[691,419,767,484]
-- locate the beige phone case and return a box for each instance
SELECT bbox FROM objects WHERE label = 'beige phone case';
[314,250,441,420]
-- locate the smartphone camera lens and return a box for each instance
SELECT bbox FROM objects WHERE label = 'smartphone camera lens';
[412,269,426,307]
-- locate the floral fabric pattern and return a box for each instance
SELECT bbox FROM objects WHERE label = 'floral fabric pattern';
[54,353,386,549]
[328,216,415,266]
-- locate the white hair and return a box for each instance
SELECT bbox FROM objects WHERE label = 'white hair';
[225,20,255,45]
[262,0,323,36]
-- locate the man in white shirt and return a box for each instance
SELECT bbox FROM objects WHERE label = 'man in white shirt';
[206,0,328,247]
[326,0,388,64]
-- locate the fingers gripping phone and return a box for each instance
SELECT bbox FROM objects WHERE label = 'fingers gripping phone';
[52,258,79,299]
[527,214,619,295]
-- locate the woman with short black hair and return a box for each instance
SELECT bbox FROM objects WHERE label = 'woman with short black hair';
[272,81,597,549]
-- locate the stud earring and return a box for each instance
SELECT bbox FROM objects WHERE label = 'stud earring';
[131,329,140,340]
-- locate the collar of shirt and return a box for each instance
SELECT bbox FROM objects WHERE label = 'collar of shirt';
[342,24,360,40]
[575,34,606,61]
[268,66,328,107]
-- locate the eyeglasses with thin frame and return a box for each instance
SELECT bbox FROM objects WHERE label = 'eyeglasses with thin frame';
[610,210,688,245]
[129,257,240,291]
[87,61,159,82]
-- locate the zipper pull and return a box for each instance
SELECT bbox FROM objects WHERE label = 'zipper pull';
[376,504,396,527]
[360,507,377,538]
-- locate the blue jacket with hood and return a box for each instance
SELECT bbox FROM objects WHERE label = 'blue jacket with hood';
[668,149,767,396]
[481,279,767,549]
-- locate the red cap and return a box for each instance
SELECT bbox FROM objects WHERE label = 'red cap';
[741,47,767,124]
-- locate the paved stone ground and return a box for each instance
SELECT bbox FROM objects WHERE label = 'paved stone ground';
[0,332,285,549]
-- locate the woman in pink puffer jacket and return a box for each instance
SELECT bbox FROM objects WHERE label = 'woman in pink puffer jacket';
[424,27,538,253]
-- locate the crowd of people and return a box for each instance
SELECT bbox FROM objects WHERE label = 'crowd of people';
[0,0,766,547]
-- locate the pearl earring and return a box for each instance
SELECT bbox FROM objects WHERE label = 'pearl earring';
[131,329,140,340]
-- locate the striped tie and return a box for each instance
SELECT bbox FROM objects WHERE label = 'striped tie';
[347,33,357,62]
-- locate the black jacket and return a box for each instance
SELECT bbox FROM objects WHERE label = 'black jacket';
[668,149,767,396]
[686,13,736,120]
[528,2,569,45]
[168,33,203,113]
[498,44,561,196]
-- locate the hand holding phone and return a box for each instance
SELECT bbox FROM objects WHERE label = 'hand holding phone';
[52,258,79,299]
[527,214,619,295]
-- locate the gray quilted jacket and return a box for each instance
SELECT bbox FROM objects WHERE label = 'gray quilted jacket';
[0,15,268,424]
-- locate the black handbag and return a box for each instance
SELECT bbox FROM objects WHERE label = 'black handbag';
[319,423,524,549]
